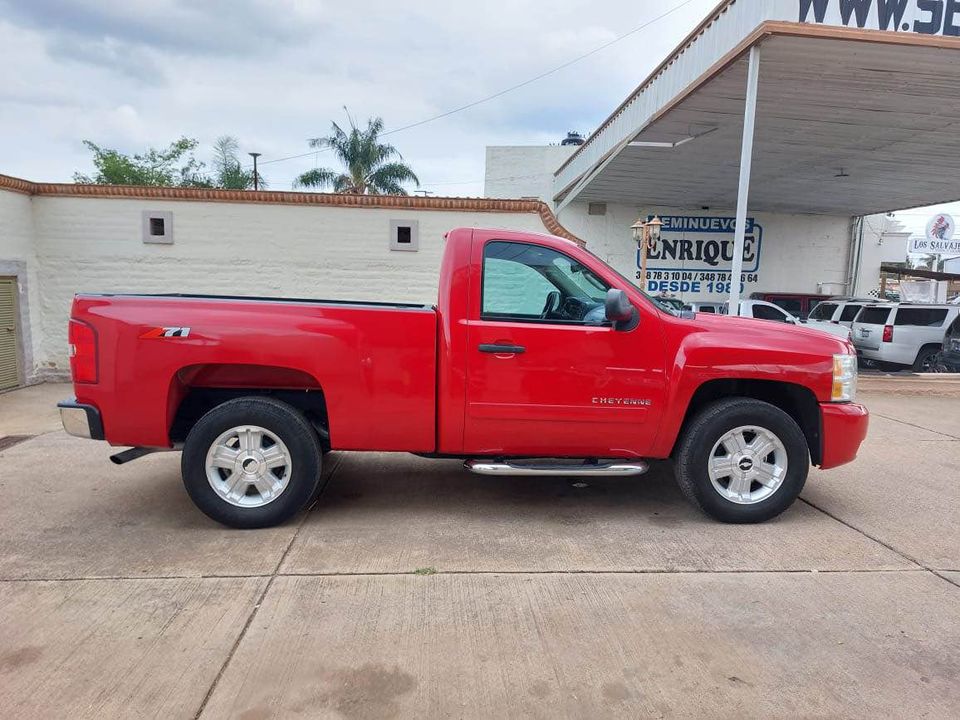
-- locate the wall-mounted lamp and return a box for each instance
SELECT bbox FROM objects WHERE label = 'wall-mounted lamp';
[632,215,663,291]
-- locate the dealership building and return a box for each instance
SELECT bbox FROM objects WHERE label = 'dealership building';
[487,0,960,306]
[2,0,959,388]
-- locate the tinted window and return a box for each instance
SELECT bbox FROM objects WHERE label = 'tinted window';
[839,304,863,322]
[809,302,838,321]
[752,304,790,322]
[699,306,716,313]
[769,298,803,317]
[858,307,892,325]
[894,308,949,327]
[481,241,609,322]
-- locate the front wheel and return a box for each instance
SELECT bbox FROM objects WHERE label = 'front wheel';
[674,398,809,523]
[181,397,323,528]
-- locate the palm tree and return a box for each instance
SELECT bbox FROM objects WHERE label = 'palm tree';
[211,135,265,190]
[295,117,419,195]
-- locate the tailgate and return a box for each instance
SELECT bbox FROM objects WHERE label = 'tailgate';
[851,307,892,351]
[852,323,883,350]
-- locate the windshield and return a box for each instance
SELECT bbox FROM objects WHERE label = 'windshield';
[583,248,678,314]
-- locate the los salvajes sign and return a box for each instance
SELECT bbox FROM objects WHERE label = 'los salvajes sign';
[638,216,764,297]
[800,0,960,35]
[909,213,960,254]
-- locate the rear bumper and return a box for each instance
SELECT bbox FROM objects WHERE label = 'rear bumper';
[58,398,104,440]
[819,402,869,470]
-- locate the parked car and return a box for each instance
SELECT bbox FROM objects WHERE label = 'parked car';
[749,292,830,320]
[940,314,960,371]
[59,227,868,528]
[686,299,851,340]
[851,303,960,372]
[685,300,724,314]
[808,297,879,329]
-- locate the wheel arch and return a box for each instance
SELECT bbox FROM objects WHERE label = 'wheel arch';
[672,378,822,466]
[166,363,330,449]
[914,342,943,370]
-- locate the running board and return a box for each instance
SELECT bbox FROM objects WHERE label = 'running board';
[110,447,160,465]
[465,459,648,477]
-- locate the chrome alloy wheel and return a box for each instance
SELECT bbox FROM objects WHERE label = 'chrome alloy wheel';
[707,425,788,505]
[204,425,292,508]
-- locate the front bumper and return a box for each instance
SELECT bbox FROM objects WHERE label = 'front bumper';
[58,398,104,440]
[819,402,869,469]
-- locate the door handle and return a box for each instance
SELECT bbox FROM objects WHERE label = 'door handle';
[478,343,525,354]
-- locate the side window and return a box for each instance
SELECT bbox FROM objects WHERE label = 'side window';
[809,302,838,321]
[858,307,892,325]
[752,304,790,322]
[894,308,949,327]
[699,306,716,313]
[481,241,609,323]
[839,304,862,322]
[770,298,803,317]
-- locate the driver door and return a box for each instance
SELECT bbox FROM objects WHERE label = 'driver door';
[463,237,665,458]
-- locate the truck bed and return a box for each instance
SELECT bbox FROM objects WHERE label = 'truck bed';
[71,293,438,452]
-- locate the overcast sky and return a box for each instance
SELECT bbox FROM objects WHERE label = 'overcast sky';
[1,0,718,194]
[0,0,955,237]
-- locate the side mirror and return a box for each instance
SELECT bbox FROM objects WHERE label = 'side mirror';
[605,289,632,322]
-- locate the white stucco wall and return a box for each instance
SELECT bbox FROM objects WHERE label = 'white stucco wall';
[0,188,41,381]
[486,145,857,303]
[857,215,910,295]
[556,201,852,303]
[28,196,557,370]
[485,146,576,201]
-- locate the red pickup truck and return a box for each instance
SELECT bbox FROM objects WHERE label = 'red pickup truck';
[60,227,868,528]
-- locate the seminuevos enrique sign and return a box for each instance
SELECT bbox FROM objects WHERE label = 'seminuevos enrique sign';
[637,216,764,297]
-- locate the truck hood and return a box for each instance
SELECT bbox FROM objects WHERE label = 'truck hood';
[682,310,853,357]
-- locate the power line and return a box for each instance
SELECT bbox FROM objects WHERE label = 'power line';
[253,0,699,168]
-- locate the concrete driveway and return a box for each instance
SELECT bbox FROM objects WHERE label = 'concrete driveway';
[1,381,958,719]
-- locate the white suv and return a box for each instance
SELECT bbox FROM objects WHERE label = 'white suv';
[685,300,851,340]
[808,297,878,328]
[851,303,960,372]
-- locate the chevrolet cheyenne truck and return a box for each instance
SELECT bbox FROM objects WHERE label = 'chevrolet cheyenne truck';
[59,227,868,528]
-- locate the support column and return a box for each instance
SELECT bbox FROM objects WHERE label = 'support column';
[728,45,760,315]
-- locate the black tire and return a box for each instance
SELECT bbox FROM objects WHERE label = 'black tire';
[674,398,809,523]
[912,345,941,373]
[181,397,323,528]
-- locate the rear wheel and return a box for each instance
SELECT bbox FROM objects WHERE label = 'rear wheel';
[674,398,809,523]
[181,397,323,528]
[913,345,942,373]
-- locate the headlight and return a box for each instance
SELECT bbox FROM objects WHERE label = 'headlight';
[832,353,858,402]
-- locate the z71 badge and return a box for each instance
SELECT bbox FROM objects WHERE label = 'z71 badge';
[139,327,191,338]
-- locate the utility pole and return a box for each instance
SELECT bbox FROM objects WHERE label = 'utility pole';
[248,152,261,191]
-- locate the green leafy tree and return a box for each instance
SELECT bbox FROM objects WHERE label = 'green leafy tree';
[73,137,211,187]
[295,117,419,195]
[211,135,267,190]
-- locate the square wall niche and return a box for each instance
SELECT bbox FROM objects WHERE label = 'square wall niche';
[389,219,419,252]
[142,211,174,244]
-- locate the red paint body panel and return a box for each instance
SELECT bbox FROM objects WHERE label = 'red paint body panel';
[70,295,437,451]
[461,230,667,457]
[69,227,867,471]
[819,402,869,469]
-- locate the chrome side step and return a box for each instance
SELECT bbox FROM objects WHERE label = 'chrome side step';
[465,459,648,477]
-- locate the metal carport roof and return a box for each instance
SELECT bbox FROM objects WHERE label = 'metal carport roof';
[554,4,960,217]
